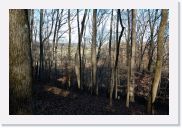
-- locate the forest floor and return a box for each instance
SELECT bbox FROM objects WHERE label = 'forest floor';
[32,81,169,115]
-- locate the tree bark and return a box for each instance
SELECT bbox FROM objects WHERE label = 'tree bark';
[9,9,32,114]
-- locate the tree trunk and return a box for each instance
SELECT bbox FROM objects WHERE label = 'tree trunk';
[147,9,168,114]
[147,9,158,72]
[130,9,136,102]
[76,9,81,89]
[92,9,98,95]
[114,9,119,99]
[9,9,32,114]
[109,9,114,106]
[75,9,87,90]
[147,32,154,72]
[126,9,131,107]
[114,9,125,100]
[39,9,44,81]
[68,9,71,88]
[52,9,59,78]
[138,34,144,71]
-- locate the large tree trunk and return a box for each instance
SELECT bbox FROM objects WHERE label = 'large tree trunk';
[147,9,168,114]
[92,9,98,95]
[9,9,32,114]
[130,9,136,103]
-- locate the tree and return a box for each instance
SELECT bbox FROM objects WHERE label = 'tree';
[147,9,159,72]
[75,9,88,89]
[114,9,125,99]
[9,9,32,114]
[126,9,136,107]
[109,9,124,106]
[39,9,54,81]
[109,9,114,106]
[39,9,44,81]
[92,9,98,95]
[137,10,148,71]
[52,9,59,78]
[68,9,71,88]
[126,9,131,107]
[130,9,137,102]
[147,9,168,114]
[54,9,68,77]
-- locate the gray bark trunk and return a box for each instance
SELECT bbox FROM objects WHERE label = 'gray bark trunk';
[9,9,32,114]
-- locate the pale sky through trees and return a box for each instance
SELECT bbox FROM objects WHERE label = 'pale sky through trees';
[33,9,166,45]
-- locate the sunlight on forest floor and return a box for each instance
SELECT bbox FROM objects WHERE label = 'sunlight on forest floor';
[44,85,77,98]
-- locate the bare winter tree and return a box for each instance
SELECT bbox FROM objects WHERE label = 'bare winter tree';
[9,9,32,114]
[92,9,98,95]
[51,9,60,78]
[39,9,44,81]
[109,9,125,106]
[137,10,148,71]
[109,9,114,106]
[39,9,54,81]
[126,9,136,107]
[75,9,88,89]
[126,9,131,107]
[147,9,168,114]
[114,9,125,99]
[68,9,72,88]
[147,9,159,72]
[130,9,137,102]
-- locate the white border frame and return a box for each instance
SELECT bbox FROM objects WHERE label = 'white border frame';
[0,0,179,125]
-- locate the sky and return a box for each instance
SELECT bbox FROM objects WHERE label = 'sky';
[33,9,167,45]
